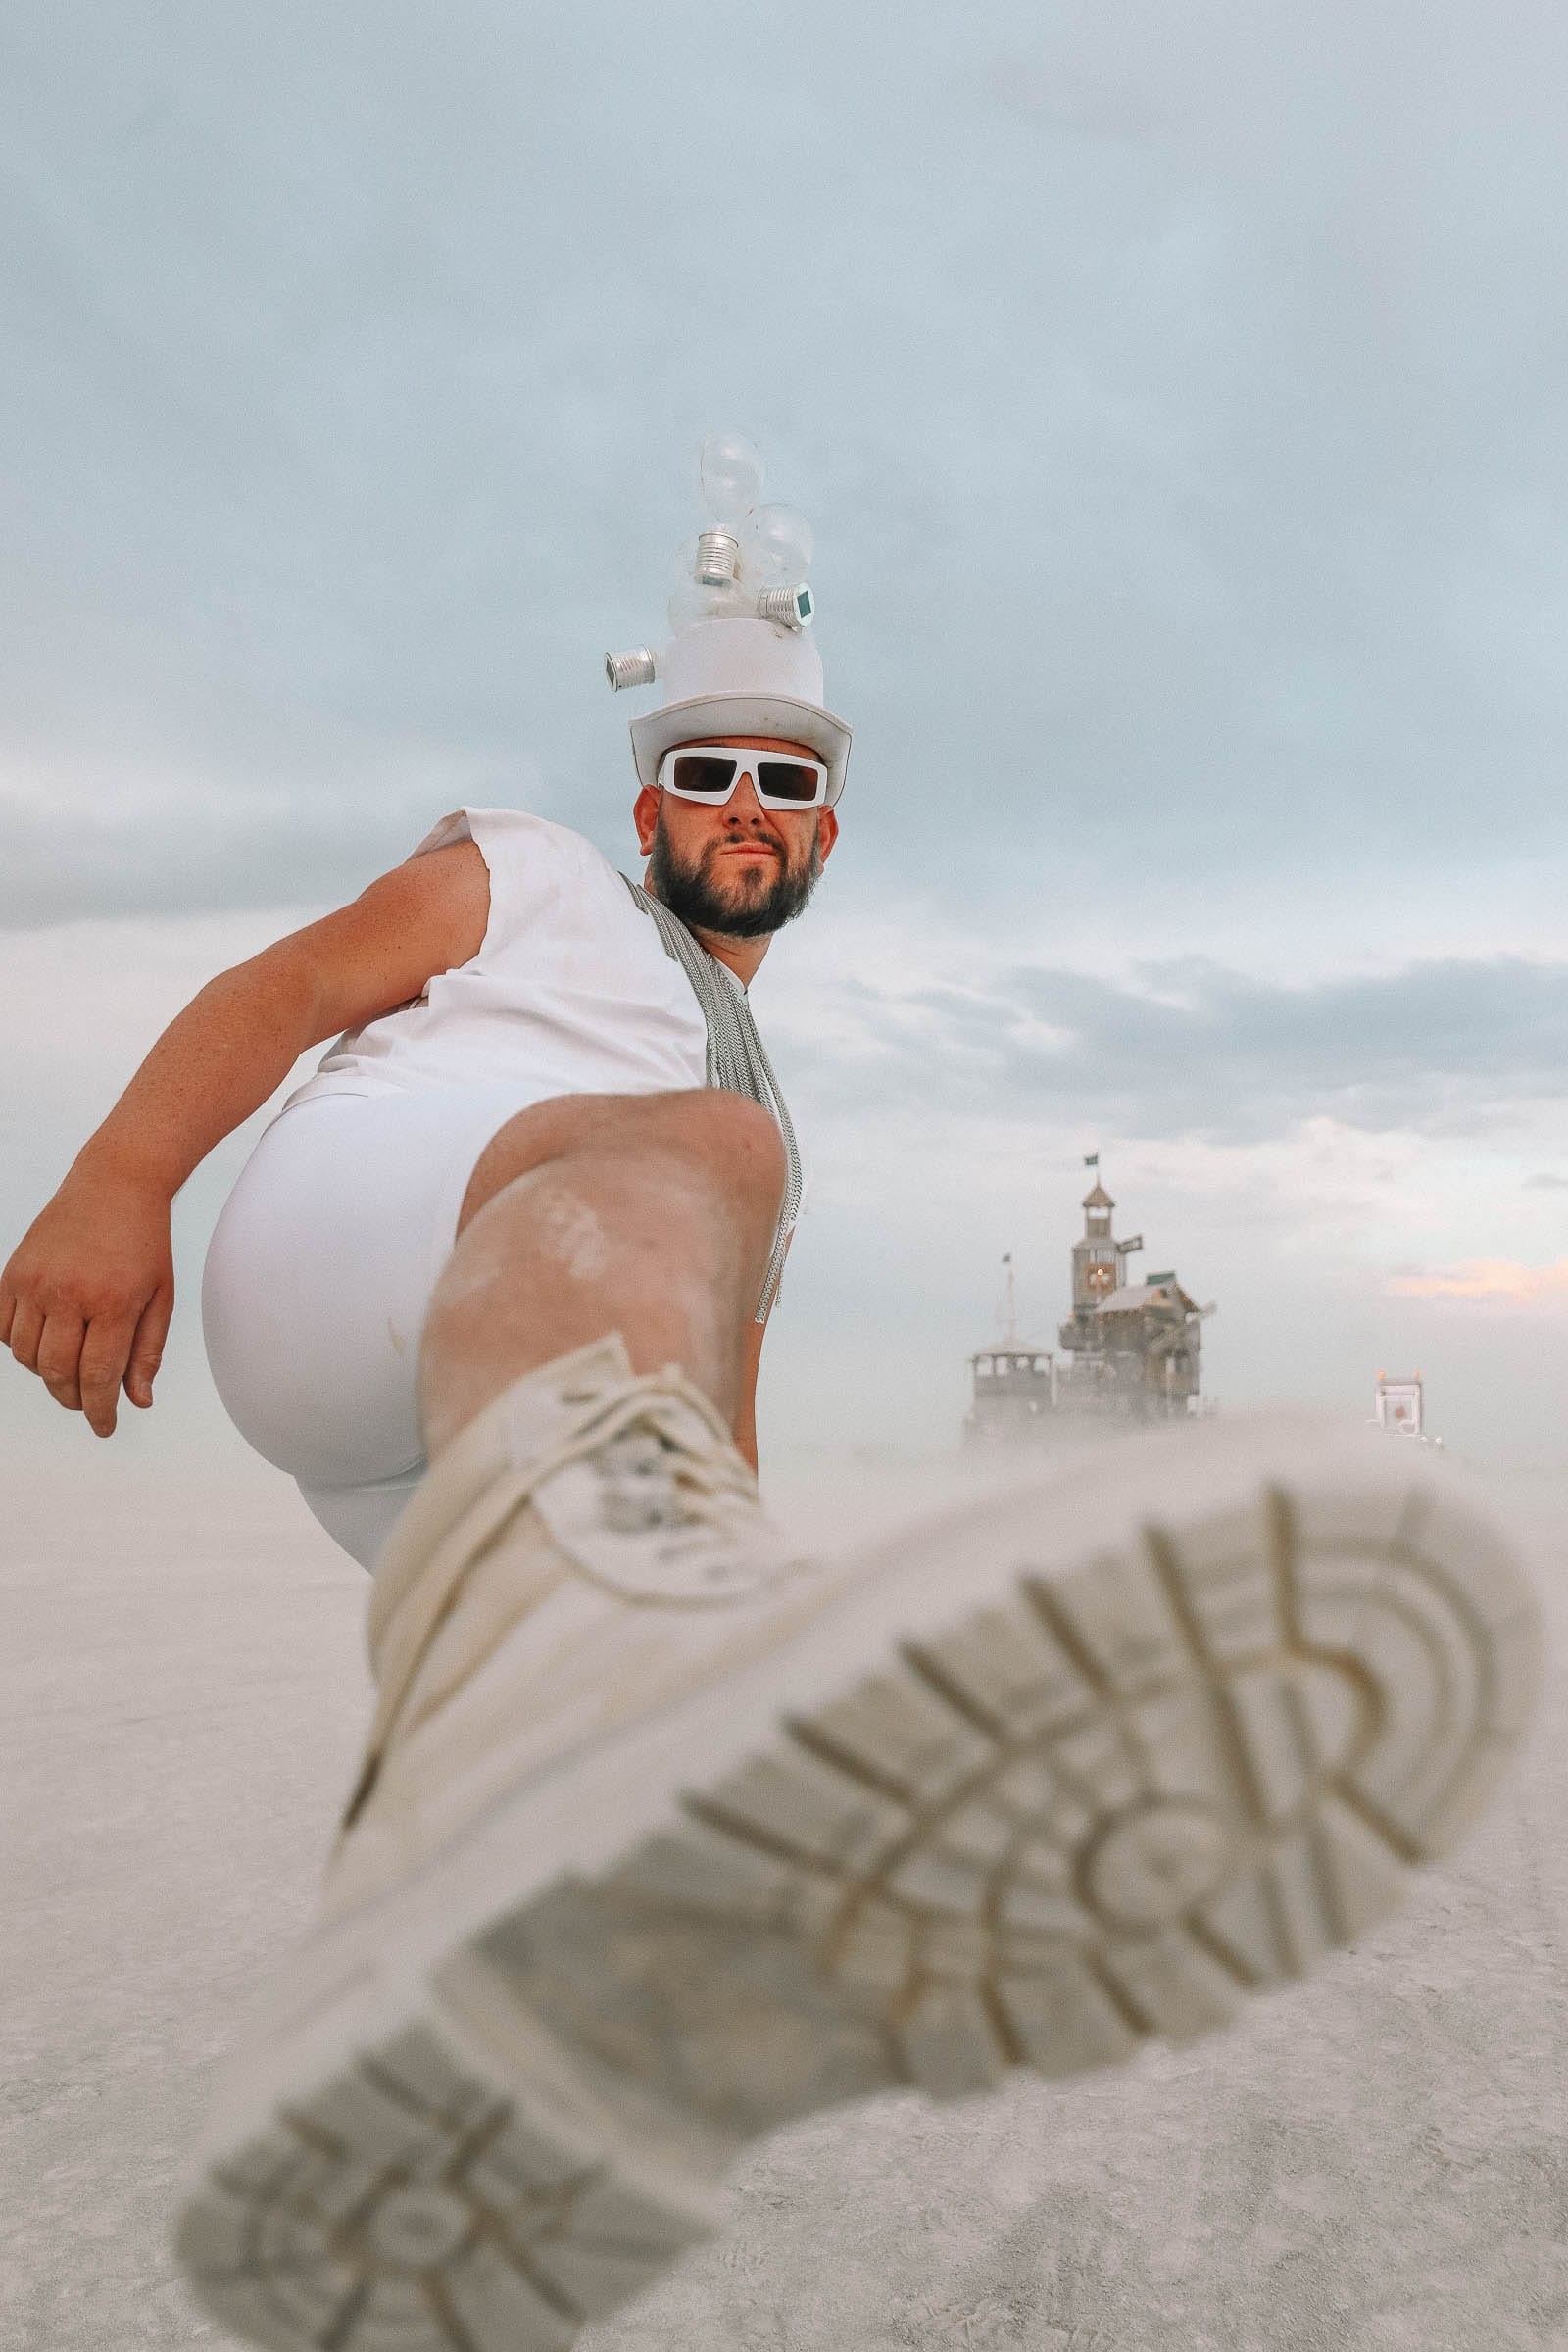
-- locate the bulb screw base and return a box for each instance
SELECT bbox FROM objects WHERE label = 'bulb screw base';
[695,530,741,585]
[605,647,658,691]
[756,583,814,631]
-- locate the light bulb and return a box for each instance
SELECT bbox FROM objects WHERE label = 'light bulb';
[605,647,659,691]
[739,501,813,589]
[695,528,740,585]
[667,575,748,634]
[698,430,764,529]
[756,584,814,630]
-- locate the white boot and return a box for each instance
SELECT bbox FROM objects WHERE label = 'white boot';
[176,1341,1544,2352]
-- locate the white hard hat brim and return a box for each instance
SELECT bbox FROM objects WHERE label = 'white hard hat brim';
[630,692,853,805]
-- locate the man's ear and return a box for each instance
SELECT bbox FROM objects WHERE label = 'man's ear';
[633,785,661,857]
[816,808,840,864]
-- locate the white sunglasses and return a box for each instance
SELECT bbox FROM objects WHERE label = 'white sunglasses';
[656,743,832,809]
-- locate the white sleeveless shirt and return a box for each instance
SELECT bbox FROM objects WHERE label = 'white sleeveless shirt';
[284,808,712,1111]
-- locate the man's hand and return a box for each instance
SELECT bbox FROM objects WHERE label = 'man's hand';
[2,1170,175,1437]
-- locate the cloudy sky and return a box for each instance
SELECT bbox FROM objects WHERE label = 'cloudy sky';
[4,0,1566,1494]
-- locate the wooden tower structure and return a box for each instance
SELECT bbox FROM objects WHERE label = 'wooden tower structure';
[965,1166,1212,1445]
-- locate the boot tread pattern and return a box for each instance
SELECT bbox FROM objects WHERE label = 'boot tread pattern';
[177,2018,714,2351]
[179,1470,1539,2350]
[589,1476,1539,2106]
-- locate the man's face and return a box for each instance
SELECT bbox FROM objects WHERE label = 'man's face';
[634,736,839,940]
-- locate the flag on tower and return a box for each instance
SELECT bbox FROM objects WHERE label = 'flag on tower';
[1084,1152,1099,1168]
[1002,1252,1011,1265]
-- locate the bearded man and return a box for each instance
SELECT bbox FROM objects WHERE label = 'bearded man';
[2,520,1541,2352]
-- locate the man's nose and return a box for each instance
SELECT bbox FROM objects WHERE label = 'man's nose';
[725,771,768,823]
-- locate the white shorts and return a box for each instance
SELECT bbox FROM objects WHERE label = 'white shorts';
[202,1084,544,1571]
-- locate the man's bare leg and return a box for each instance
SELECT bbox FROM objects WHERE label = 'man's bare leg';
[420,1089,785,1459]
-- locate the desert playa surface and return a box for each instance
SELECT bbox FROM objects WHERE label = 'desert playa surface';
[3,1455,1565,2351]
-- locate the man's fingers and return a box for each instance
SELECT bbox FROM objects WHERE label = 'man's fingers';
[5,1271,173,1435]
[123,1285,173,1409]
[80,1314,141,1437]
[7,1297,43,1370]
[35,1310,88,1413]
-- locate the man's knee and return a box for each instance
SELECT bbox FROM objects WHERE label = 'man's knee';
[658,1092,784,1200]
[599,1093,785,1233]
[461,1088,783,1234]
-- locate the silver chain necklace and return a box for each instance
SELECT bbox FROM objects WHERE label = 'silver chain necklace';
[622,878,801,1320]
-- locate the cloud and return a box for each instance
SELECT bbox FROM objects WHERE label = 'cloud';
[1388,1258,1568,1307]
[8,0,1568,1477]
[777,945,1568,1147]
[1525,1171,1568,1189]
[5,0,1568,931]
[0,751,533,930]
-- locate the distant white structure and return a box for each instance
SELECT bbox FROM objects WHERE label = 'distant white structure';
[1375,1372,1443,1446]
[964,1253,1057,1444]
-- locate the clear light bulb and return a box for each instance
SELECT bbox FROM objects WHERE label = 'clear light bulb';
[739,501,813,589]
[698,430,764,529]
[667,575,748,633]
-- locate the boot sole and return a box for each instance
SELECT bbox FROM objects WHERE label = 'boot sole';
[175,1421,1543,2350]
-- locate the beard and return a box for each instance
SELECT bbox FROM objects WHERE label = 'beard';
[647,810,825,939]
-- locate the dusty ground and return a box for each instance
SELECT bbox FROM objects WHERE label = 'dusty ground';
[3,1456,1565,2352]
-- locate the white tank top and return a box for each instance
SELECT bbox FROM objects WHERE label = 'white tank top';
[284,808,711,1111]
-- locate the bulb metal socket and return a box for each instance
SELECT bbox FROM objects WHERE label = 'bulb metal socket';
[695,529,741,586]
[756,583,814,631]
[605,647,658,692]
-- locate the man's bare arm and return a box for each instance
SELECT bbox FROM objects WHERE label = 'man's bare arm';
[1,840,490,1435]
[74,841,491,1197]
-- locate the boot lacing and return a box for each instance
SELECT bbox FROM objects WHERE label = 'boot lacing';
[596,1415,763,1544]
[343,1365,774,1835]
